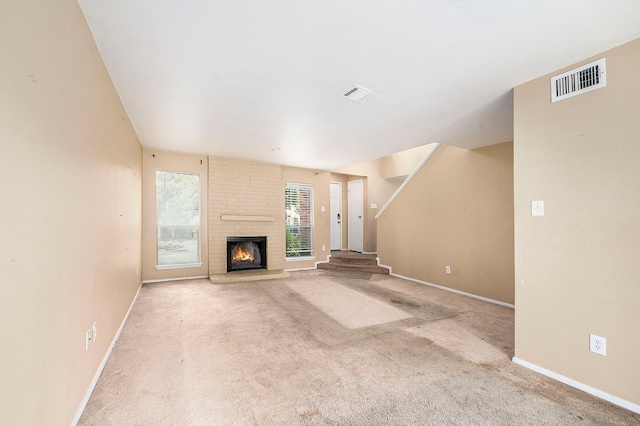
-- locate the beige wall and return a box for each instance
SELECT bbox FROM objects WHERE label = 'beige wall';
[335,159,403,253]
[142,149,208,281]
[382,143,438,179]
[377,143,514,304]
[0,0,142,423]
[208,157,285,274]
[514,39,640,406]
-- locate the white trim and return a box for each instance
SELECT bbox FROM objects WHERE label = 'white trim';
[282,254,330,271]
[512,357,640,415]
[315,254,331,267]
[71,282,142,426]
[362,251,377,255]
[347,179,364,253]
[285,253,328,272]
[375,144,439,219]
[381,264,514,309]
[375,257,389,269]
[285,256,316,262]
[142,275,209,284]
[155,262,203,270]
[329,181,343,251]
[286,181,315,256]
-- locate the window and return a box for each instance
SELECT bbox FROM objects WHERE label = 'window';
[156,171,200,267]
[285,182,314,257]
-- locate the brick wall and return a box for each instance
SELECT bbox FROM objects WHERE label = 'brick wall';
[208,157,284,274]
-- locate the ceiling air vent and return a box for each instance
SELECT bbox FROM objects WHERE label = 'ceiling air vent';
[551,58,606,103]
[341,85,379,103]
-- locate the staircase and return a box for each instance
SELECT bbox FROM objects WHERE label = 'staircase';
[317,251,389,275]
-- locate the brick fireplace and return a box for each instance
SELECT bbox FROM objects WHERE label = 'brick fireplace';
[208,157,285,275]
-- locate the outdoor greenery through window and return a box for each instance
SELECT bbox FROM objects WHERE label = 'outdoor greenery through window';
[157,171,200,266]
[285,182,314,257]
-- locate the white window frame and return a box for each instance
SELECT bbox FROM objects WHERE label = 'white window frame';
[285,182,314,259]
[155,170,202,269]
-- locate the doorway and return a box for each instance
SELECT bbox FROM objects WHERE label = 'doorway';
[348,179,363,252]
[330,182,342,251]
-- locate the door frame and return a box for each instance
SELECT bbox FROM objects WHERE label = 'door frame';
[330,181,343,251]
[348,179,364,253]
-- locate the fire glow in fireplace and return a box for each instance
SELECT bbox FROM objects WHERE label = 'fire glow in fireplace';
[227,236,267,272]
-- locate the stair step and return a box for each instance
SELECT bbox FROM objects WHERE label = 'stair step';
[328,256,378,266]
[317,261,389,275]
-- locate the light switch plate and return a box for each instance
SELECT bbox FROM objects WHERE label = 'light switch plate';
[532,200,544,216]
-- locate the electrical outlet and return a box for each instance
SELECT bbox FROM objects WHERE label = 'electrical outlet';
[86,330,92,351]
[92,322,97,345]
[445,266,451,274]
[590,334,606,356]
[322,245,326,252]
[532,200,544,216]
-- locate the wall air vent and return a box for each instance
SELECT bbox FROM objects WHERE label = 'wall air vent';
[341,85,379,103]
[551,58,606,103]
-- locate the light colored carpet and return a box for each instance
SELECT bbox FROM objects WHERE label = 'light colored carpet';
[319,269,372,280]
[285,277,412,329]
[406,319,508,365]
[78,270,638,425]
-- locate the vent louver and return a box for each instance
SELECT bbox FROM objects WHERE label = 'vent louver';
[551,58,606,102]
[341,85,379,103]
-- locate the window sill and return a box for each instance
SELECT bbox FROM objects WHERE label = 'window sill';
[155,262,203,270]
[285,256,316,262]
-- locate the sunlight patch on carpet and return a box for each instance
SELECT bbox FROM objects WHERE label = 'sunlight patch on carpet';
[286,278,412,329]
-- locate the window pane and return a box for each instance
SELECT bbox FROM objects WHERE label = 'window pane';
[285,182,313,257]
[157,171,200,265]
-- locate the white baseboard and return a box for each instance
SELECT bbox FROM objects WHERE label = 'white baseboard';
[284,254,331,272]
[142,275,208,284]
[71,283,143,426]
[381,265,514,309]
[512,357,640,414]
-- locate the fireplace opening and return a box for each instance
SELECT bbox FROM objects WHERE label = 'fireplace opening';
[227,236,267,272]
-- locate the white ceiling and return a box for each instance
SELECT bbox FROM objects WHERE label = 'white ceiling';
[78,0,640,171]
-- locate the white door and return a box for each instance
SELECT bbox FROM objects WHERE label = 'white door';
[348,179,363,253]
[330,182,342,250]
